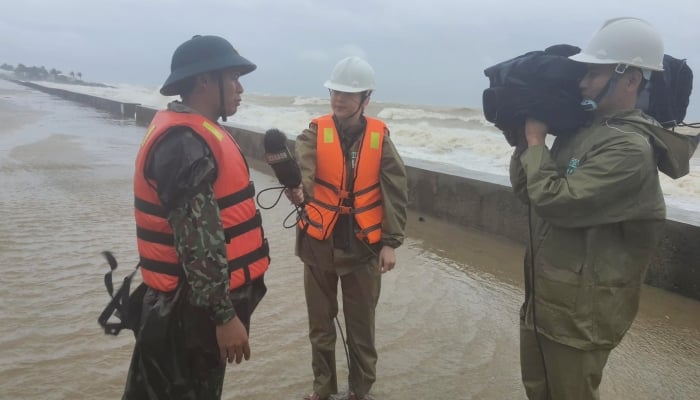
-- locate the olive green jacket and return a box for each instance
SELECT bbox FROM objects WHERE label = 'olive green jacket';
[510,110,697,350]
[295,117,408,270]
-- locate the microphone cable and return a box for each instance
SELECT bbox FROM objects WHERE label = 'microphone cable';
[255,187,354,395]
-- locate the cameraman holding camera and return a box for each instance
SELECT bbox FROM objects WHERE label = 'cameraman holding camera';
[509,18,696,400]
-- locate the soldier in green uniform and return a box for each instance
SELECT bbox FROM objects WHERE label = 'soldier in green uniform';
[288,57,408,400]
[123,35,268,399]
[510,18,697,399]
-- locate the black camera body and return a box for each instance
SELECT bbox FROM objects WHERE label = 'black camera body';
[483,45,592,146]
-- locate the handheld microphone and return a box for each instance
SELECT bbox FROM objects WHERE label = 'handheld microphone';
[263,129,302,188]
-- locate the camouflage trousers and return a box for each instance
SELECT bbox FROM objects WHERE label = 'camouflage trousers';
[123,278,266,400]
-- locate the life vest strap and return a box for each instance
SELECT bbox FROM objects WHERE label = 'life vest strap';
[136,182,255,218]
[313,179,380,203]
[228,239,270,274]
[140,256,184,277]
[350,199,382,214]
[300,207,324,229]
[223,210,263,243]
[136,226,174,246]
[137,213,263,273]
[358,223,382,240]
[311,199,352,214]
[311,198,343,213]
[314,177,350,199]
[140,239,269,279]
[353,181,380,197]
[217,181,255,210]
[310,197,382,215]
[135,196,168,218]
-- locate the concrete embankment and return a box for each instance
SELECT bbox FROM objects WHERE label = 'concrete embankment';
[12,79,700,301]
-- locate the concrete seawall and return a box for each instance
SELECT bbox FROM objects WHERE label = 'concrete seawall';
[13,80,700,300]
[12,80,140,119]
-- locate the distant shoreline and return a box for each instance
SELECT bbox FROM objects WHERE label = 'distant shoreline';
[0,71,114,89]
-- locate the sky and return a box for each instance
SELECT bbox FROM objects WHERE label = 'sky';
[1,0,700,118]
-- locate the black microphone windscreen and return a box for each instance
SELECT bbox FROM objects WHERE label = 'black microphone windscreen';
[264,129,293,165]
[263,128,302,188]
[264,129,288,153]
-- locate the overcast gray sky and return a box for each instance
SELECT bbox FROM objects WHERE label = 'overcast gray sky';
[2,0,699,118]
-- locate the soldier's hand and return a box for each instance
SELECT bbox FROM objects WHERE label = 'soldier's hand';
[216,316,250,364]
[379,246,396,273]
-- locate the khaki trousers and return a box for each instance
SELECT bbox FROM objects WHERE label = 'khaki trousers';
[304,260,381,399]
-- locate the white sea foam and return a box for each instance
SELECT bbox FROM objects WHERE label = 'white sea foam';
[233,104,314,137]
[27,80,700,214]
[377,107,491,126]
[292,96,328,106]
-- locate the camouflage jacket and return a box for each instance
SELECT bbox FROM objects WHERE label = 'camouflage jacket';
[145,101,234,324]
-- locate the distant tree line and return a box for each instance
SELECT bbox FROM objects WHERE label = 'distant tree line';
[1,62,111,88]
[1,63,83,83]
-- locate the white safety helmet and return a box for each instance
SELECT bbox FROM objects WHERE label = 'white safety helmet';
[324,56,375,93]
[570,17,664,74]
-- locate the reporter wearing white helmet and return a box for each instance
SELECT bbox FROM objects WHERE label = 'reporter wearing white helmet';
[291,57,408,400]
[511,17,696,400]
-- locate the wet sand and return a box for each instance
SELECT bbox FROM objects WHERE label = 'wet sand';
[0,87,41,133]
[0,81,698,400]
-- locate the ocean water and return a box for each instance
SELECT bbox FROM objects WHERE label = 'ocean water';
[34,80,700,219]
[1,80,699,399]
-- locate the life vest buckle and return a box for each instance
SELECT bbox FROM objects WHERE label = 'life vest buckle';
[339,205,352,214]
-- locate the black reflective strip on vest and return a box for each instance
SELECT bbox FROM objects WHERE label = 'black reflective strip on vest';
[135,196,167,218]
[311,198,343,212]
[136,227,175,246]
[218,182,255,210]
[314,177,340,194]
[350,199,382,214]
[139,257,185,277]
[228,240,270,283]
[223,211,263,243]
[353,181,380,197]
[359,223,382,236]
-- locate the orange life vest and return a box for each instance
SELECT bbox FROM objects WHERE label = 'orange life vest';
[133,110,269,292]
[299,114,385,244]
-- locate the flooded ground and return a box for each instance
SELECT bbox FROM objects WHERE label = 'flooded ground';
[0,80,698,399]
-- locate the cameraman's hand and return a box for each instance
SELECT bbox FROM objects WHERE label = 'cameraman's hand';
[216,316,250,364]
[525,118,548,147]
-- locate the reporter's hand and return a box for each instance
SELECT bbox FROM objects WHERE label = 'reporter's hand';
[379,246,396,273]
[216,316,250,364]
[525,118,548,147]
[284,185,304,206]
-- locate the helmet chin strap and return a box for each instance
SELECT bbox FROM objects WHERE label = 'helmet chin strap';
[333,90,370,127]
[581,64,628,112]
[218,73,227,122]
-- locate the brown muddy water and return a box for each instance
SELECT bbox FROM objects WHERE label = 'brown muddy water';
[0,80,698,400]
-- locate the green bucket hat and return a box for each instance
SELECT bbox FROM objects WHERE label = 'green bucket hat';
[160,35,256,96]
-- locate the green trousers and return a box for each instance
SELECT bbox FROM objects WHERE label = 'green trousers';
[520,325,612,400]
[304,260,381,399]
